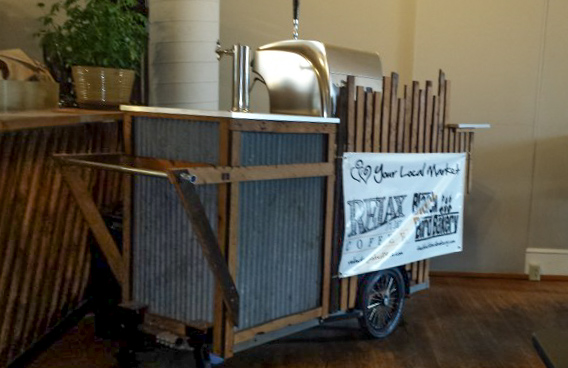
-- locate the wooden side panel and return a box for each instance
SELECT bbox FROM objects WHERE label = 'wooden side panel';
[0,122,122,365]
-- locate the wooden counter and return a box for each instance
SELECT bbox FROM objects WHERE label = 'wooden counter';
[0,108,123,132]
[0,108,123,365]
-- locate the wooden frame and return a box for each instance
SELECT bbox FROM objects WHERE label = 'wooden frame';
[57,114,338,358]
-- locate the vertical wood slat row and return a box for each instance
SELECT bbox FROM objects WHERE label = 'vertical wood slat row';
[0,122,122,366]
[338,70,472,307]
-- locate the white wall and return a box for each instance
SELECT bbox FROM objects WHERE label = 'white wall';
[412,0,568,273]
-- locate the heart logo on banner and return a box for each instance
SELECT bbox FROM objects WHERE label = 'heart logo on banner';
[351,160,372,183]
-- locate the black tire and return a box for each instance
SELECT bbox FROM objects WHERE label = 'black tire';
[358,267,405,338]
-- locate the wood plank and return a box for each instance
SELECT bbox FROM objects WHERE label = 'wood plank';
[364,91,373,152]
[410,82,420,153]
[444,80,451,128]
[168,170,239,327]
[396,98,405,152]
[59,165,124,284]
[339,79,355,313]
[412,262,419,284]
[417,261,425,284]
[230,120,337,134]
[372,92,382,151]
[437,71,446,152]
[417,90,426,153]
[185,163,334,185]
[355,86,365,152]
[388,74,399,152]
[224,130,242,357]
[0,109,122,133]
[380,76,391,153]
[234,308,322,345]
[424,81,433,153]
[214,120,231,356]
[403,85,412,153]
[321,133,336,317]
[467,132,475,194]
[431,96,439,153]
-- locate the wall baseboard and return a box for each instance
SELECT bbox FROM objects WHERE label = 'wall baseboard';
[429,271,568,281]
[525,248,568,277]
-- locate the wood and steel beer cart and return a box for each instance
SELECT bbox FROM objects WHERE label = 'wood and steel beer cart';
[55,72,488,365]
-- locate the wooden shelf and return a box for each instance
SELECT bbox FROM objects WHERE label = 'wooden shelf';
[0,108,123,132]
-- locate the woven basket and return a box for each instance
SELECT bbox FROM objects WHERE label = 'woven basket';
[72,66,135,109]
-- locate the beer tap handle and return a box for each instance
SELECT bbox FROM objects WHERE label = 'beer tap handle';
[293,0,299,40]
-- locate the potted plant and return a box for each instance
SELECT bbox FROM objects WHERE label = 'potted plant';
[36,0,147,108]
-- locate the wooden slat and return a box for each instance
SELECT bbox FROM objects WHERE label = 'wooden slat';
[234,308,322,345]
[380,76,391,153]
[417,261,425,284]
[229,120,337,134]
[340,78,356,312]
[321,133,336,317]
[355,86,365,151]
[424,81,433,153]
[388,74,399,152]
[431,96,439,153]
[224,130,241,357]
[185,163,334,185]
[417,90,426,153]
[403,85,412,153]
[396,98,405,152]
[467,132,474,194]
[364,91,373,152]
[437,71,446,152]
[214,120,231,356]
[0,109,122,133]
[59,165,124,284]
[412,262,419,284]
[348,85,368,309]
[168,170,239,327]
[372,92,382,151]
[410,81,420,153]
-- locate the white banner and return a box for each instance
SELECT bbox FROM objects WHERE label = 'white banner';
[339,153,467,278]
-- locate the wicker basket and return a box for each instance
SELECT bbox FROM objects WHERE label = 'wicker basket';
[72,66,135,109]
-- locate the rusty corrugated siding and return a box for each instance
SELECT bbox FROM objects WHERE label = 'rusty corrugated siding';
[236,132,327,329]
[132,117,219,323]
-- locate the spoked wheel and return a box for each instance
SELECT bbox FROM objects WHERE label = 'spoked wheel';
[358,267,405,338]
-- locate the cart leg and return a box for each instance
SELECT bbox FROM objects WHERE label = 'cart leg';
[192,344,212,368]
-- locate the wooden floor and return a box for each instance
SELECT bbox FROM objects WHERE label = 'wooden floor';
[26,276,568,368]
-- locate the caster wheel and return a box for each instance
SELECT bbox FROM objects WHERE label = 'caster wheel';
[358,267,405,338]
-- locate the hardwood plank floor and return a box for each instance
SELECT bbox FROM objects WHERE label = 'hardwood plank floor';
[25,277,568,368]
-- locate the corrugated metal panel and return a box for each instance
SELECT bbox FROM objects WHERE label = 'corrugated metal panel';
[240,132,325,166]
[132,117,219,323]
[237,132,327,330]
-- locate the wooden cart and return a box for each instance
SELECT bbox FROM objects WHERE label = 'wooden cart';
[55,71,488,364]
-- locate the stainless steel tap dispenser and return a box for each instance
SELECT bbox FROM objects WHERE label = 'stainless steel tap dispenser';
[216,43,251,113]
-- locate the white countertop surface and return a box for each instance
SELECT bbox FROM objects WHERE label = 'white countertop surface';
[120,105,340,124]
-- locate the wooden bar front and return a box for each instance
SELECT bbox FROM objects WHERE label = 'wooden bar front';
[0,109,123,365]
